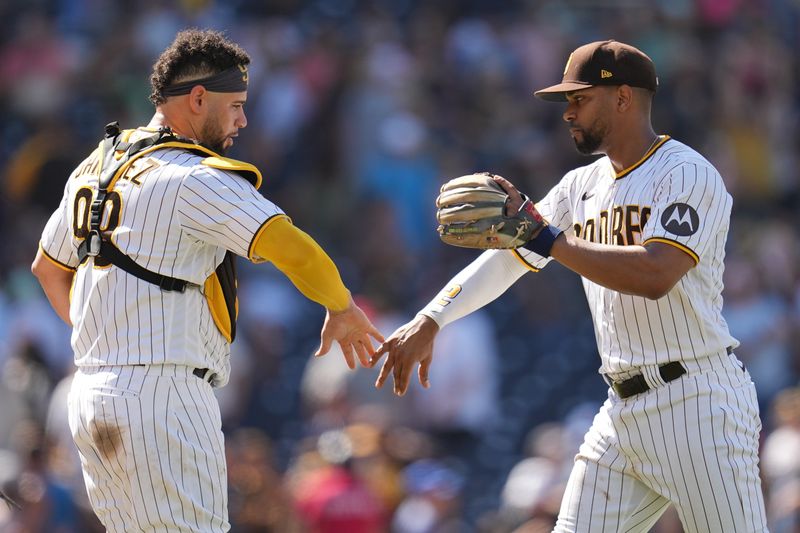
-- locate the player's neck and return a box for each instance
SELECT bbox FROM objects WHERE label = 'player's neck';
[147,110,196,141]
[605,130,659,173]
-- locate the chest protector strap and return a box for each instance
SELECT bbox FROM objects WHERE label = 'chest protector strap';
[76,122,243,341]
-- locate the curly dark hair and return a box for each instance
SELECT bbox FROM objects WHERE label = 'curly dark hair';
[149,28,250,105]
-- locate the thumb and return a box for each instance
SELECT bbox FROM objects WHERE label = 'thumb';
[315,332,333,357]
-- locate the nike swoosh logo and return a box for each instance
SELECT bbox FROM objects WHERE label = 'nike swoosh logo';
[582,191,595,201]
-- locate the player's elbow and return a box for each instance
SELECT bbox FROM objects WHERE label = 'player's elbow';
[637,244,693,299]
[31,251,73,286]
[31,254,47,280]
[638,272,681,300]
[641,283,672,300]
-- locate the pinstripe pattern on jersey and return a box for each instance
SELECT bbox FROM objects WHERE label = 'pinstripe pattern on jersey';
[555,351,768,532]
[514,138,738,374]
[39,243,77,272]
[41,181,82,268]
[68,365,229,532]
[39,137,283,383]
[615,135,671,179]
[642,237,699,264]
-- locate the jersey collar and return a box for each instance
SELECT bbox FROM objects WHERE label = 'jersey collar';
[615,135,670,180]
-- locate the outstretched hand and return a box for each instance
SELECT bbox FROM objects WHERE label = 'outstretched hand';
[369,314,440,396]
[315,298,385,369]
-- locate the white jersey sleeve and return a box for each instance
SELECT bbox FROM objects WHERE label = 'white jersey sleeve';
[419,249,528,328]
[40,181,79,270]
[512,172,576,271]
[640,160,731,264]
[176,165,287,261]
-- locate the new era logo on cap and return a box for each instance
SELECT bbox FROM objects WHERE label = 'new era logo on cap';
[534,40,657,102]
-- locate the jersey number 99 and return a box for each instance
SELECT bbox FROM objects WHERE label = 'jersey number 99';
[72,186,122,268]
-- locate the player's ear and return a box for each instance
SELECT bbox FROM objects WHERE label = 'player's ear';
[188,85,207,114]
[616,85,633,112]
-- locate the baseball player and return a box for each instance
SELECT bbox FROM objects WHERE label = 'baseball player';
[30,29,383,532]
[371,40,769,532]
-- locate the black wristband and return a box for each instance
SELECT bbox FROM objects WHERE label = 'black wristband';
[523,224,563,257]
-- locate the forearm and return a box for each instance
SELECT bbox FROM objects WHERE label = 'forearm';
[550,233,691,299]
[31,247,74,325]
[41,281,73,325]
[420,249,527,328]
[252,218,350,311]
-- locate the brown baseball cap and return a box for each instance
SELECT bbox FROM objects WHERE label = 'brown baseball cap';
[534,40,657,102]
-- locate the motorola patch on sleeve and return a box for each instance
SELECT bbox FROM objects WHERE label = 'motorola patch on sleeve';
[660,203,699,236]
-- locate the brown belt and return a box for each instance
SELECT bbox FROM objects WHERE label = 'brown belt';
[193,367,214,383]
[607,347,734,399]
[609,361,686,399]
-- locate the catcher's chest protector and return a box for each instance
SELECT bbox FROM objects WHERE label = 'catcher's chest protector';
[77,122,256,342]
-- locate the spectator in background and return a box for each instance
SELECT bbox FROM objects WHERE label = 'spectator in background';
[291,429,388,533]
[1,2,799,531]
[0,421,79,532]
[761,387,800,532]
[723,255,793,408]
[392,458,466,533]
[498,423,567,527]
[360,110,440,253]
[44,369,104,532]
[406,309,500,468]
[227,428,303,532]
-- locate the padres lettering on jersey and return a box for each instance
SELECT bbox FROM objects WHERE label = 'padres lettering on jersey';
[39,128,286,386]
[573,204,652,246]
[513,136,738,375]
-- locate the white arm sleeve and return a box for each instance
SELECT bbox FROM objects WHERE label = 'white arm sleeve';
[419,249,530,329]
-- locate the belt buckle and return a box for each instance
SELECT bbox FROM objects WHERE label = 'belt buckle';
[602,374,623,396]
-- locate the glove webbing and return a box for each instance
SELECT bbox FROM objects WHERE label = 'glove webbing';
[76,122,190,292]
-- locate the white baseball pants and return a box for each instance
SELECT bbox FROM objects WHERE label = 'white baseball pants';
[68,364,229,532]
[554,351,769,533]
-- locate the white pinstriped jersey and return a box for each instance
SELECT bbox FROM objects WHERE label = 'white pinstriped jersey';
[514,136,738,376]
[39,129,284,385]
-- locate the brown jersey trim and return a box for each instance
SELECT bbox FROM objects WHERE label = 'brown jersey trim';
[511,249,541,272]
[39,243,77,272]
[642,237,699,265]
[615,135,671,180]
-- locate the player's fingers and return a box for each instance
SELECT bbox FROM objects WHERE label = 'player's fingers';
[397,361,413,396]
[369,338,395,366]
[418,358,431,389]
[491,174,518,194]
[354,340,371,368]
[359,334,377,356]
[394,358,412,396]
[491,175,524,214]
[340,343,356,369]
[368,326,385,344]
[375,355,394,389]
[392,357,403,395]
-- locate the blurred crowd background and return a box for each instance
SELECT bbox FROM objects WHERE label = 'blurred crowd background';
[1,0,799,531]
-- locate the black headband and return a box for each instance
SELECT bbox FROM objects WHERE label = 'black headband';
[162,65,249,97]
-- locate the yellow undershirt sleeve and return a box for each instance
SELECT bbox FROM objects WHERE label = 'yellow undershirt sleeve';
[252,217,350,311]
